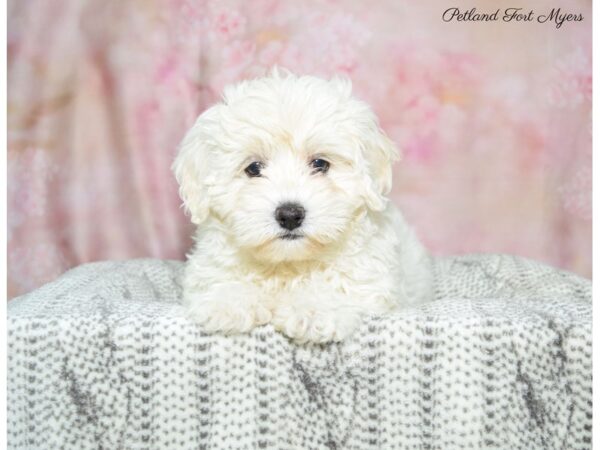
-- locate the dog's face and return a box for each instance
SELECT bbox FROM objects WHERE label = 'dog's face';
[173,72,398,263]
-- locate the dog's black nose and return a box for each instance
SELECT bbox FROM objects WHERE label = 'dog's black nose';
[275,203,305,231]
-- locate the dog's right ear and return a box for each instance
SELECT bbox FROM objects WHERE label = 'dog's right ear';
[172,115,212,225]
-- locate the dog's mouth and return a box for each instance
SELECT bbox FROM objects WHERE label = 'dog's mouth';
[279,232,304,241]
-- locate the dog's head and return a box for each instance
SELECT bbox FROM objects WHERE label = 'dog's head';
[173,71,399,263]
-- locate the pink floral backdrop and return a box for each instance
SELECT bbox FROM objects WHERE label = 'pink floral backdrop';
[8,0,592,298]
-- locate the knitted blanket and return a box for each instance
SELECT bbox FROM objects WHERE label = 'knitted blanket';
[8,255,592,449]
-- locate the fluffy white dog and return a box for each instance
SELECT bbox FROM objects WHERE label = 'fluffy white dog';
[173,71,432,343]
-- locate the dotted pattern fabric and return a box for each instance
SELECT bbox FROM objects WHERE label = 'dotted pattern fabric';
[8,255,592,449]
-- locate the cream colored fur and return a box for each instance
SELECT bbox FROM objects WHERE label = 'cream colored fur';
[173,70,432,343]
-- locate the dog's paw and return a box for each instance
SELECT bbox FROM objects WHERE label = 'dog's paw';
[185,284,271,335]
[271,304,362,344]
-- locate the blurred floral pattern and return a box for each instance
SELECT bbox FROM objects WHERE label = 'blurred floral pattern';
[8,0,592,297]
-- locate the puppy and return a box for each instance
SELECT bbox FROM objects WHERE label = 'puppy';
[173,71,432,343]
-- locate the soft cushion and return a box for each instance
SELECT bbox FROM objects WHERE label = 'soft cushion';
[8,255,592,449]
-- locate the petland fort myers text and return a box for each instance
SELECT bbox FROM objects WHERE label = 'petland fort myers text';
[442,8,583,29]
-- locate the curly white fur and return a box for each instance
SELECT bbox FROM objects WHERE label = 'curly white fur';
[173,70,432,343]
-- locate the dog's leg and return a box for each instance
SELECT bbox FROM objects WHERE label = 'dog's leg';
[271,284,391,343]
[184,282,272,335]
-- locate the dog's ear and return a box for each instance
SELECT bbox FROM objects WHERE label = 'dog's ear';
[359,122,401,211]
[328,76,400,211]
[172,115,213,225]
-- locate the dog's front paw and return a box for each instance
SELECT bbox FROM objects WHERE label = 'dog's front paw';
[185,284,271,335]
[272,304,362,344]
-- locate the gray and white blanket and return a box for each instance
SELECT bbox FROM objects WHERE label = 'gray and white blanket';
[8,255,592,449]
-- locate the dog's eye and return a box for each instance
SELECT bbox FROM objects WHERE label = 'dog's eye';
[309,158,330,174]
[244,161,264,177]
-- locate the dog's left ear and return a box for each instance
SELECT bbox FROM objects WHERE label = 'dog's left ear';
[359,121,400,211]
[328,76,400,211]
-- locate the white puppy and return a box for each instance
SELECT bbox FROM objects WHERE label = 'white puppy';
[173,71,432,343]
